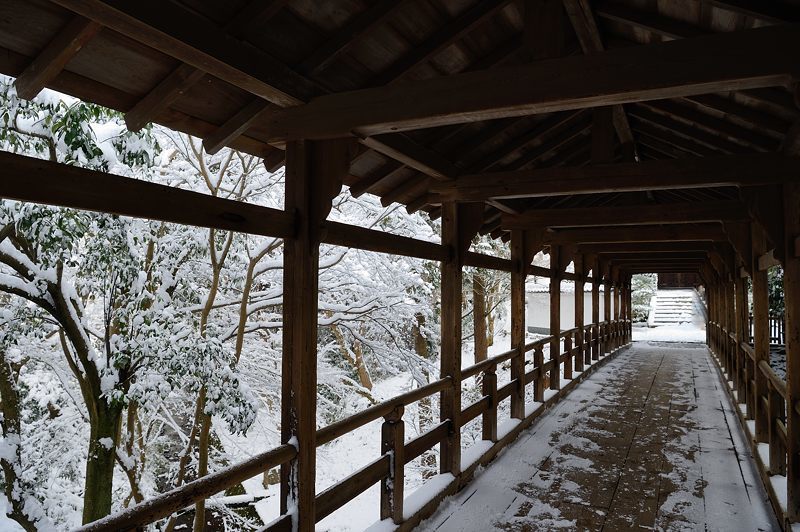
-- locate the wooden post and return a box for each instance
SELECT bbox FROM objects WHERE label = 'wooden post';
[753,226,770,444]
[574,253,585,372]
[613,270,621,350]
[440,201,462,475]
[482,365,498,442]
[550,245,562,390]
[735,276,748,405]
[281,139,351,531]
[511,229,527,419]
[767,380,787,476]
[381,406,404,523]
[784,180,800,520]
[604,263,612,354]
[592,255,600,360]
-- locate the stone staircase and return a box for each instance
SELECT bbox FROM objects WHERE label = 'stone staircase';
[648,289,700,326]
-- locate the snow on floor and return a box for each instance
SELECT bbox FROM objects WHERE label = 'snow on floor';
[633,322,706,343]
[417,340,777,532]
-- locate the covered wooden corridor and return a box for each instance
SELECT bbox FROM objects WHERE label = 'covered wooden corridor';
[419,340,777,531]
[0,0,798,531]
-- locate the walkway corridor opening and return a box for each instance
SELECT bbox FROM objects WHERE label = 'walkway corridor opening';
[420,340,777,531]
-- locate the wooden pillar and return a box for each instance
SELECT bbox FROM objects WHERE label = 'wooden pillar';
[604,264,612,354]
[574,254,585,372]
[440,201,462,475]
[613,270,621,349]
[752,226,770,444]
[592,256,600,360]
[511,230,528,419]
[734,275,748,404]
[784,180,800,520]
[281,139,351,531]
[550,245,562,390]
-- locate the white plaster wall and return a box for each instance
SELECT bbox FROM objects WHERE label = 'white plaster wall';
[526,291,608,333]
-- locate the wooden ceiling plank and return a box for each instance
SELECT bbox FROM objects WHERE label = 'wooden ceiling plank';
[370,0,513,87]
[502,200,748,229]
[595,1,706,40]
[52,0,315,106]
[632,121,718,157]
[432,154,800,201]
[682,94,789,139]
[14,15,102,100]
[261,24,800,141]
[578,242,716,253]
[705,0,800,24]
[628,106,743,154]
[298,0,404,75]
[639,100,777,151]
[125,63,207,132]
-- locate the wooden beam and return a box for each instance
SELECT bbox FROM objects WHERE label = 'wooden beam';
[502,200,748,229]
[577,242,716,253]
[52,0,317,106]
[562,0,637,157]
[431,154,800,201]
[545,224,728,244]
[261,25,800,140]
[14,15,101,100]
[0,151,293,238]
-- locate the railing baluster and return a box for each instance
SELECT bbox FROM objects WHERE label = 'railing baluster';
[564,333,573,381]
[534,346,544,402]
[381,406,405,524]
[482,365,498,443]
[767,380,787,476]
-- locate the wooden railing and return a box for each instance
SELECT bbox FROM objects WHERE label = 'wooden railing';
[76,318,632,532]
[707,321,790,521]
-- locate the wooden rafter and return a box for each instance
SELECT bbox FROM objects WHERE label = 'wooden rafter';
[14,15,101,100]
[544,224,729,244]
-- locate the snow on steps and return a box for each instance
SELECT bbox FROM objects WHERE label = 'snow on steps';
[648,288,701,327]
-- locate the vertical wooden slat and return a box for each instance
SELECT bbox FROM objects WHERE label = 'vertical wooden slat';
[753,226,771,444]
[440,201,462,475]
[482,366,498,442]
[281,138,351,531]
[550,245,562,390]
[784,180,800,520]
[613,270,621,350]
[381,406,405,523]
[534,346,545,402]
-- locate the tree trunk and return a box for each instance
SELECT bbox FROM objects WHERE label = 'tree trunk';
[473,273,488,363]
[82,399,122,524]
[0,352,37,531]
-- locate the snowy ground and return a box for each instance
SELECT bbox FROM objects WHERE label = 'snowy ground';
[417,331,777,531]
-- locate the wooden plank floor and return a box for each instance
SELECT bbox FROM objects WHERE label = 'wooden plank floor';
[418,342,778,531]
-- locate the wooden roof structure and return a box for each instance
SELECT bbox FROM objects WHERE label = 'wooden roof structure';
[2,1,800,531]
[2,0,799,248]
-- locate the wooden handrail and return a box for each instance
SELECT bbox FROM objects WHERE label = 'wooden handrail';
[317,377,452,445]
[75,444,297,532]
[758,359,787,401]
